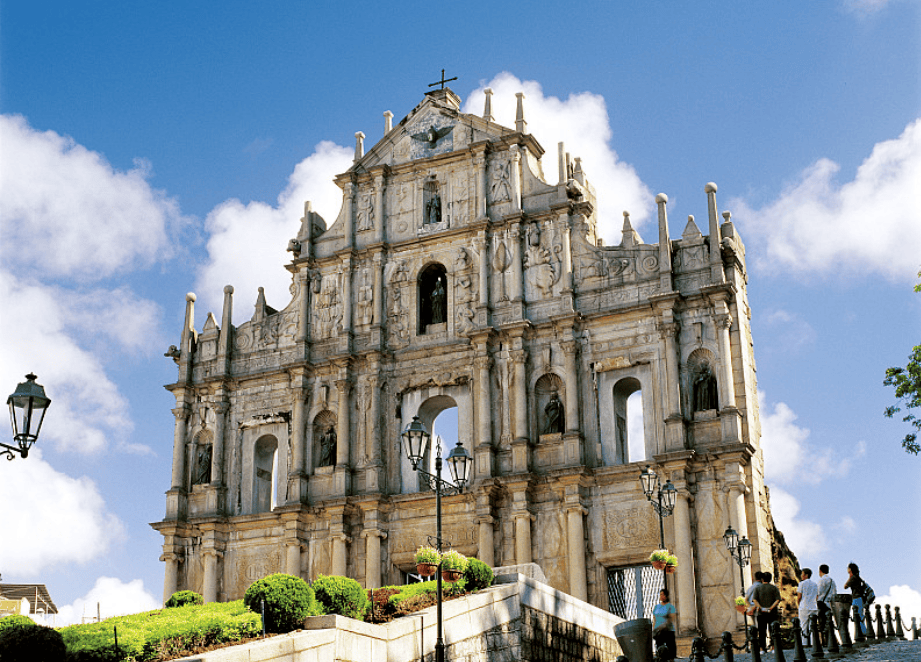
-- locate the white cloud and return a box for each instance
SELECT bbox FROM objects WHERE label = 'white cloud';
[0,451,125,576]
[761,309,817,350]
[54,577,160,626]
[732,117,921,283]
[760,392,858,485]
[195,140,353,317]
[842,0,894,15]
[875,585,921,625]
[0,271,152,454]
[769,486,826,557]
[461,73,653,244]
[0,114,185,281]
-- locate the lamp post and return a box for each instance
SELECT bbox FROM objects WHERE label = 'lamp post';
[639,465,677,549]
[400,415,471,662]
[4,373,51,461]
[723,526,753,651]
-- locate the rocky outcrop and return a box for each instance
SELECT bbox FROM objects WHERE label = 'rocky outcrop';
[766,486,802,620]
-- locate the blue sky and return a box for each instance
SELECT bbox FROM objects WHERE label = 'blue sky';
[1,0,919,625]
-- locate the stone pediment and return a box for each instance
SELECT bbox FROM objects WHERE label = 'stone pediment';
[353,88,516,171]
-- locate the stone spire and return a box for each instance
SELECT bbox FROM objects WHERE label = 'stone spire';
[383,111,393,134]
[515,92,527,133]
[484,88,494,122]
[354,132,365,162]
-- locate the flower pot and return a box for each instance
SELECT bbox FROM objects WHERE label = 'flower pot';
[442,569,463,582]
[665,565,676,574]
[651,560,666,570]
[416,563,438,577]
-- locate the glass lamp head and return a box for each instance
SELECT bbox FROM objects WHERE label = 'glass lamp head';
[400,415,430,470]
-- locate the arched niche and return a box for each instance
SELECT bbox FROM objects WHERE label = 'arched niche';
[312,410,337,469]
[534,373,565,436]
[191,429,214,487]
[399,385,473,494]
[417,263,448,334]
[686,348,719,416]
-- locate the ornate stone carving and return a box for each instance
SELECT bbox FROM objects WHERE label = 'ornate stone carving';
[601,506,659,550]
[357,267,373,327]
[357,191,374,232]
[489,155,512,203]
[314,273,343,339]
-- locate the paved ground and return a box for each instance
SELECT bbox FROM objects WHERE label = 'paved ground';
[684,639,921,662]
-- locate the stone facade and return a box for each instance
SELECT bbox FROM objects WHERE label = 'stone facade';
[153,86,771,640]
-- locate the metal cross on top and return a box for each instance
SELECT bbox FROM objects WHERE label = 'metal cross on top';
[428,69,458,90]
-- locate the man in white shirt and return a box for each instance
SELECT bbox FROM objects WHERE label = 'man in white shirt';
[745,571,763,616]
[797,568,819,645]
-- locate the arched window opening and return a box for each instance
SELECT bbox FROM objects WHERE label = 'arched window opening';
[418,264,447,334]
[254,435,278,512]
[613,378,645,464]
[402,394,463,493]
[432,405,460,486]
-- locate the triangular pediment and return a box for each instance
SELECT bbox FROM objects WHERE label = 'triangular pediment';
[351,88,516,171]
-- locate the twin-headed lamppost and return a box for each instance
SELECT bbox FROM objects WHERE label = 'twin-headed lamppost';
[400,415,472,662]
[4,373,51,461]
[723,525,753,650]
[639,465,677,549]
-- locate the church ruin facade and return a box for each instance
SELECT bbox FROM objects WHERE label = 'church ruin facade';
[153,86,771,640]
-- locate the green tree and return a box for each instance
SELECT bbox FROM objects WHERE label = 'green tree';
[883,271,921,455]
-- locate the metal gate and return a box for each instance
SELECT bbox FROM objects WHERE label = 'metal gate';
[607,565,664,620]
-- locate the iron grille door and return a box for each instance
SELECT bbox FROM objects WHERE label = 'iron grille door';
[607,565,664,620]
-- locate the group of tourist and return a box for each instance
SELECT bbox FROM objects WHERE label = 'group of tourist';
[742,562,871,652]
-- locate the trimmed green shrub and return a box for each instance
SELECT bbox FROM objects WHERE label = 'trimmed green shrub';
[464,557,494,591]
[59,600,262,661]
[312,574,370,621]
[243,573,321,633]
[165,589,203,608]
[0,614,36,635]
[0,623,66,662]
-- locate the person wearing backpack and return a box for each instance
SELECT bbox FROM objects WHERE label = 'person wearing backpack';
[844,562,868,635]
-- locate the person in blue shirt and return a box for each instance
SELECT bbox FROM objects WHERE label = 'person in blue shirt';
[653,588,677,660]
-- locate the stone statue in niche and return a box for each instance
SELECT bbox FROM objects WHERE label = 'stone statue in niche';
[490,157,511,202]
[430,277,446,324]
[693,365,719,412]
[319,426,336,467]
[357,192,374,231]
[543,392,564,434]
[357,269,373,326]
[194,444,212,485]
[426,193,442,225]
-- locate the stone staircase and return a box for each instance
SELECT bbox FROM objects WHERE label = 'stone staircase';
[177,573,625,662]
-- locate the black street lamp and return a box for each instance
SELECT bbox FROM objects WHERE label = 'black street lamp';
[4,373,51,461]
[723,526,753,651]
[639,465,677,549]
[400,415,471,662]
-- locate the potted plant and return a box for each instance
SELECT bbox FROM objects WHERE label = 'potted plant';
[649,549,669,570]
[440,549,468,582]
[735,596,747,613]
[665,555,678,574]
[414,545,440,577]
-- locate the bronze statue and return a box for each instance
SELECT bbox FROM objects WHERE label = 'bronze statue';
[194,444,212,485]
[431,278,446,324]
[426,193,442,225]
[693,367,718,412]
[543,392,564,434]
[319,426,336,467]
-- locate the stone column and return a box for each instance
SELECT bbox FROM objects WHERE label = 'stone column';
[510,145,522,211]
[341,257,353,336]
[560,213,574,291]
[219,285,234,366]
[331,534,350,577]
[373,172,385,245]
[170,406,190,490]
[658,321,681,418]
[202,549,221,603]
[210,400,229,487]
[727,481,752,624]
[656,193,673,292]
[474,150,488,220]
[363,529,386,588]
[514,512,533,564]
[715,310,737,409]
[566,506,588,602]
[336,378,351,467]
[510,348,528,441]
[297,271,310,344]
[474,232,489,307]
[673,492,698,633]
[477,515,495,567]
[287,380,309,503]
[561,339,580,433]
[509,222,523,302]
[286,542,302,577]
[161,552,180,605]
[343,182,355,247]
[372,252,383,329]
